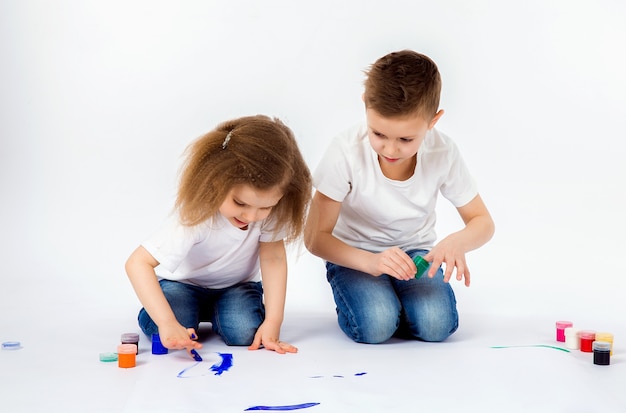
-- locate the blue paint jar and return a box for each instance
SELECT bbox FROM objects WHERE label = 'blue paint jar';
[151,333,168,355]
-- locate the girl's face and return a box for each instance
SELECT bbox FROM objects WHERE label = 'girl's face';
[219,184,284,230]
[366,108,441,179]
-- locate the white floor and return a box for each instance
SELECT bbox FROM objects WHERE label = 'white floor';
[1,277,624,413]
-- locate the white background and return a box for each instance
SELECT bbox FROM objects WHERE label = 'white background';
[1,1,625,412]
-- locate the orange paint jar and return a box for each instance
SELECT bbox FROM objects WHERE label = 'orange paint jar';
[117,344,137,368]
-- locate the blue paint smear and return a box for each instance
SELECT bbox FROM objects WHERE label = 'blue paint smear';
[177,362,201,378]
[354,372,367,376]
[244,402,320,411]
[211,352,233,375]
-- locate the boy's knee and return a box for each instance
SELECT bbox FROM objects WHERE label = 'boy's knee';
[342,310,399,344]
[413,317,458,342]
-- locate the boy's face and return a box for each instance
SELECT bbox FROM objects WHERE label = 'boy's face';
[366,108,442,176]
[219,184,283,230]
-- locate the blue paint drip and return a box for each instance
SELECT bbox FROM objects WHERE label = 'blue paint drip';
[211,352,233,375]
[244,402,320,411]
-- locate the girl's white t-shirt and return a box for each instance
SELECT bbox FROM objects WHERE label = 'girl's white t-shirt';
[142,213,285,289]
[313,121,478,252]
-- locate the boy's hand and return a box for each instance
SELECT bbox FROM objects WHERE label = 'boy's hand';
[424,237,471,287]
[370,247,416,280]
[248,321,297,354]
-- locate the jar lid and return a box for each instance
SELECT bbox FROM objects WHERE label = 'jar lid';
[99,352,118,362]
[592,341,611,351]
[578,330,596,339]
[595,332,613,341]
[121,333,140,342]
[117,344,137,354]
[555,321,573,328]
[564,327,580,336]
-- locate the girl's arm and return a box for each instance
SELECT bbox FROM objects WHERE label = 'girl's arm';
[424,194,495,286]
[248,239,297,354]
[125,246,201,352]
[304,191,417,280]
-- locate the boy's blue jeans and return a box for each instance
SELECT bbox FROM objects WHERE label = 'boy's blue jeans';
[138,279,265,346]
[326,249,458,344]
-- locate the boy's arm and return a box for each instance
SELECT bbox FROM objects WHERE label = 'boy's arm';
[424,194,495,286]
[125,246,201,352]
[248,240,297,354]
[304,191,416,280]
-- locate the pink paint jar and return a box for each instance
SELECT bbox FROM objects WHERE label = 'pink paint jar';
[555,321,573,342]
[578,330,596,353]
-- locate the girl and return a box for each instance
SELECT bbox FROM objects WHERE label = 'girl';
[126,115,312,357]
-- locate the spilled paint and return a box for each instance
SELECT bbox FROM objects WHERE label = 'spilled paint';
[244,402,320,411]
[491,344,570,352]
[177,362,202,378]
[177,352,234,378]
[309,372,367,379]
[211,352,233,375]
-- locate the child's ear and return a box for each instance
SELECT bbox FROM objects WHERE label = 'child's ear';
[429,109,445,129]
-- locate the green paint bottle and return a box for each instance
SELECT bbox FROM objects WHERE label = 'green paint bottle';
[413,255,430,279]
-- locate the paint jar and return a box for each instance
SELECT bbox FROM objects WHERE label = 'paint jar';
[555,321,573,342]
[413,255,430,278]
[117,344,137,368]
[594,332,614,355]
[578,330,596,353]
[151,333,168,355]
[121,333,140,354]
[592,341,611,366]
[564,327,580,350]
[99,352,118,363]
[413,256,430,279]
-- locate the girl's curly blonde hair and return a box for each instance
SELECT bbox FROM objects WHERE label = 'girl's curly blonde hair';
[175,115,312,243]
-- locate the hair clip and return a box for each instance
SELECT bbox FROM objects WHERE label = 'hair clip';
[222,131,232,150]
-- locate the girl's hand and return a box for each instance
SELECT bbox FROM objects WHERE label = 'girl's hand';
[158,322,202,358]
[248,322,297,354]
[424,236,470,287]
[369,247,417,280]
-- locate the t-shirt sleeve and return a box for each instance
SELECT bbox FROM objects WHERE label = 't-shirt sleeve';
[439,141,479,207]
[313,135,353,202]
[259,216,288,243]
[141,215,202,273]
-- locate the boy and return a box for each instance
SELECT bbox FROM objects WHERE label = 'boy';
[304,50,494,344]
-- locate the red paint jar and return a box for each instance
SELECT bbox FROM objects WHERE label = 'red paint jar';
[555,321,573,342]
[578,330,596,353]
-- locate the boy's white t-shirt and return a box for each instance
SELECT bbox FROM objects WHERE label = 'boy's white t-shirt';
[142,213,285,289]
[313,121,478,253]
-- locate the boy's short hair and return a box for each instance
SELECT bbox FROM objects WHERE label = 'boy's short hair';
[363,50,441,120]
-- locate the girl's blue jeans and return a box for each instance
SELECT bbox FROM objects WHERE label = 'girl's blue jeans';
[138,279,264,346]
[326,249,458,344]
